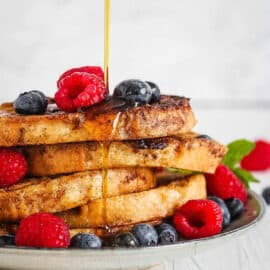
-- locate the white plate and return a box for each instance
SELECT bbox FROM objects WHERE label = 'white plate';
[0,191,265,270]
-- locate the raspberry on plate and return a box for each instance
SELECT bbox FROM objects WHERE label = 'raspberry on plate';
[240,140,270,171]
[173,199,223,239]
[0,149,28,188]
[206,164,248,204]
[16,213,70,248]
[55,72,108,112]
[57,66,104,87]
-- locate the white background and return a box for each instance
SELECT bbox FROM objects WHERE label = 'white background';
[0,2,270,269]
[0,0,270,101]
[0,0,269,142]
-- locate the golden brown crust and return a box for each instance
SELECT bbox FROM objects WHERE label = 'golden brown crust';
[0,96,196,146]
[0,168,155,222]
[59,174,206,228]
[22,133,226,176]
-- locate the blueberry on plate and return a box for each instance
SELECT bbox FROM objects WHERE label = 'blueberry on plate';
[262,187,270,205]
[14,90,48,115]
[113,79,152,106]
[131,223,158,246]
[0,235,15,246]
[208,196,231,228]
[113,232,139,248]
[156,223,177,245]
[225,198,244,220]
[145,81,161,103]
[70,233,102,249]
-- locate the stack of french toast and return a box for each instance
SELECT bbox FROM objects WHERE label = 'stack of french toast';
[0,88,226,238]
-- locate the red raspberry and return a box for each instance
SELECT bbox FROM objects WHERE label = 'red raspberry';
[0,149,27,188]
[240,140,270,171]
[206,164,248,204]
[173,199,222,239]
[57,66,104,87]
[16,213,70,248]
[55,72,108,112]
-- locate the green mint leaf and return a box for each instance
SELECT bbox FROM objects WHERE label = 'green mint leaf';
[222,139,255,168]
[232,168,260,189]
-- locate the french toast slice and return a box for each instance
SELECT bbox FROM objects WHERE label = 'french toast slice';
[0,168,155,222]
[59,174,206,228]
[0,96,196,147]
[22,133,226,177]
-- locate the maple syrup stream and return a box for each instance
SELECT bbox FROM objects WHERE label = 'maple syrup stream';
[102,0,111,228]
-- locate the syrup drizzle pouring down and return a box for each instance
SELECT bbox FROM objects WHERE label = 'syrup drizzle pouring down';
[101,0,111,226]
[104,0,110,90]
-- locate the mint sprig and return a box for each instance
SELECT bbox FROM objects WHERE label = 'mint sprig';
[222,139,259,189]
[223,139,255,168]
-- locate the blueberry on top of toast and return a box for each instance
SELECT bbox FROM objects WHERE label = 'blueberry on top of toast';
[14,90,48,115]
[113,79,155,105]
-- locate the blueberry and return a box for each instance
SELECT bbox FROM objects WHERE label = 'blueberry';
[131,223,158,246]
[113,232,139,248]
[113,80,152,106]
[0,235,15,246]
[156,223,177,245]
[145,81,161,103]
[208,196,231,228]
[70,233,102,249]
[196,134,212,140]
[14,90,48,115]
[262,187,270,205]
[225,198,244,220]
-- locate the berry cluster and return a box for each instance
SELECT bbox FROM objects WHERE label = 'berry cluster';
[12,213,178,248]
